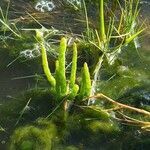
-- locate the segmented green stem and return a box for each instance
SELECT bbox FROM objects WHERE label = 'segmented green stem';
[100,0,106,42]
[78,62,91,100]
[69,43,79,100]
[36,30,56,87]
[55,37,67,96]
[70,43,77,88]
[55,60,61,95]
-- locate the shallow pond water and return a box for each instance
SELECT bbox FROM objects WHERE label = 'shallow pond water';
[0,0,150,150]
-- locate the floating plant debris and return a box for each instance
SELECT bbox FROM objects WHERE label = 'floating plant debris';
[20,45,41,59]
[35,0,55,12]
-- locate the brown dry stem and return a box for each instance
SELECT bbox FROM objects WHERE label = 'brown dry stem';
[87,93,150,131]
[89,93,150,116]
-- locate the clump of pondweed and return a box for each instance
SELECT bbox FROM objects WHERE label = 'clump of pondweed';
[9,117,82,149]
[58,112,119,149]
[9,118,57,150]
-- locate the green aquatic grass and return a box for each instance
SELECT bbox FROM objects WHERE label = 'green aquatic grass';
[83,0,90,38]
[0,4,22,38]
[82,0,144,63]
[81,0,145,100]
[99,0,106,42]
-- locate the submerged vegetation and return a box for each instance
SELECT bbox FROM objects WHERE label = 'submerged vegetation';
[0,0,150,149]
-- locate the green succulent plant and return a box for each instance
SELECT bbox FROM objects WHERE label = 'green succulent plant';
[36,30,91,103]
